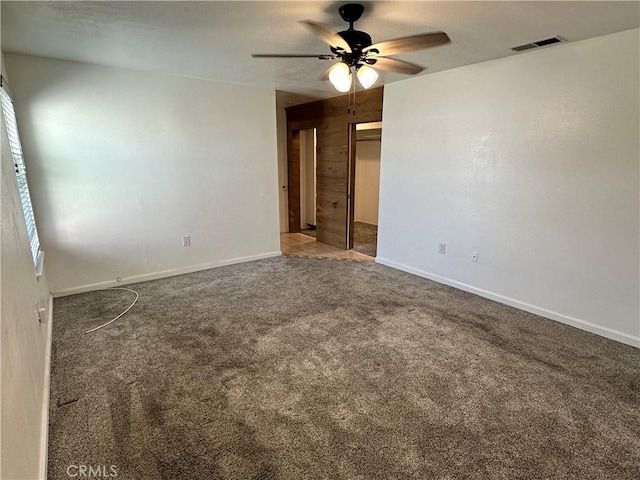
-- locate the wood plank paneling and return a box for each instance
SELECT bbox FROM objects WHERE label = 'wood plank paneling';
[316,177,349,193]
[286,87,383,249]
[316,160,349,178]
[287,130,301,232]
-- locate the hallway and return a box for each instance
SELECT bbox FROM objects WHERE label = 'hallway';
[280,233,373,262]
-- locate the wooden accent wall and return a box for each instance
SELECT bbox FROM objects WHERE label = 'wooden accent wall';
[286,87,383,249]
[287,130,301,231]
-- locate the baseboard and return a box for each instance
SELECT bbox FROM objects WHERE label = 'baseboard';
[40,294,54,479]
[375,257,640,348]
[52,251,282,297]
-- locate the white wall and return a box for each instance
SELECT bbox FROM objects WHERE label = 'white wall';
[1,55,52,479]
[355,139,381,225]
[378,29,639,346]
[5,54,281,294]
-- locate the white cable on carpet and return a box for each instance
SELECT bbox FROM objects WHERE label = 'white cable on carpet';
[84,287,139,334]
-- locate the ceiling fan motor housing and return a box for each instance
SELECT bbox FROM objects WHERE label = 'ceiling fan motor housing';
[334,29,373,66]
[334,4,373,67]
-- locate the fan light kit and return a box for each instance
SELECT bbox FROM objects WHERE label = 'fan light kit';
[252,3,451,93]
[328,62,352,92]
[356,65,378,89]
[327,61,378,92]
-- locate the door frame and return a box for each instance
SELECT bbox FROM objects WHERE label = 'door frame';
[347,122,357,249]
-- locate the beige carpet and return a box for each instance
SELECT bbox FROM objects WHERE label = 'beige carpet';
[48,256,639,479]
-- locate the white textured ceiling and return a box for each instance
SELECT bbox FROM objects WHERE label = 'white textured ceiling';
[2,1,638,102]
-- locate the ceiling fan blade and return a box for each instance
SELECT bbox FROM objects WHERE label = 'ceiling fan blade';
[369,57,425,75]
[363,32,450,56]
[252,54,335,59]
[300,20,352,53]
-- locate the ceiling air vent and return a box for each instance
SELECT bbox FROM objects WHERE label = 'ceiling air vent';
[512,36,565,52]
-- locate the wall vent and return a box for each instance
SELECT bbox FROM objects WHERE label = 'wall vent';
[512,36,565,52]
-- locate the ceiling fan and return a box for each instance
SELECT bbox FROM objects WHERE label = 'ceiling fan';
[252,3,450,92]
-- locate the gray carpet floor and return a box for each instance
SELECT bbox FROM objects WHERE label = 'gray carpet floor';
[49,257,639,480]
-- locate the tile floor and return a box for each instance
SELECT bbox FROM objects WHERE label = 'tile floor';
[280,233,374,262]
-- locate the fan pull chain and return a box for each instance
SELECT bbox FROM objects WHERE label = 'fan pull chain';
[347,67,356,116]
[347,67,352,115]
[347,91,350,115]
[352,71,357,116]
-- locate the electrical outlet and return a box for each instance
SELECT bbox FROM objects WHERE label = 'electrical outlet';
[438,243,446,254]
[471,251,478,262]
[182,235,191,247]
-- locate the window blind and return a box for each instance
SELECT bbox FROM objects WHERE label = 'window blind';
[1,80,41,266]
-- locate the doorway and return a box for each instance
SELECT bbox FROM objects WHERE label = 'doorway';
[299,128,317,238]
[283,88,383,249]
[350,122,381,257]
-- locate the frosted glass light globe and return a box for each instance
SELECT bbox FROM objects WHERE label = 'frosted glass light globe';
[357,65,378,89]
[329,62,352,92]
